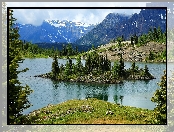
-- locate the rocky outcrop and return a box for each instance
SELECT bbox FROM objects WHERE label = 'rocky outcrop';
[34,73,52,79]
[98,42,166,63]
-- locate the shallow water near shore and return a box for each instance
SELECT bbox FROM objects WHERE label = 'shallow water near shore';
[17,58,167,115]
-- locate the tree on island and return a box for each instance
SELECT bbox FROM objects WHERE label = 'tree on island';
[52,54,60,79]
[75,55,83,74]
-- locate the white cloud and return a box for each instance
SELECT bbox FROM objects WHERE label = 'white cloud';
[6,2,147,26]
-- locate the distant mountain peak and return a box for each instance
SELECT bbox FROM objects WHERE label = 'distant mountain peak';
[75,9,166,46]
[18,19,95,44]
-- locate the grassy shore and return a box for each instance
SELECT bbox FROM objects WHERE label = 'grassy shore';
[20,98,155,124]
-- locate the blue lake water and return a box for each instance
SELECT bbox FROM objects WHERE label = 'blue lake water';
[17,58,168,115]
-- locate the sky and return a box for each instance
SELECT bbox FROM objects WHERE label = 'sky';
[6,2,148,26]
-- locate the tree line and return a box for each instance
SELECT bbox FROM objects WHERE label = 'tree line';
[110,26,166,46]
[19,41,80,58]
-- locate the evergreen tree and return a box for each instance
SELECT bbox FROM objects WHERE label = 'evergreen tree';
[121,35,125,41]
[76,55,83,73]
[118,54,125,77]
[64,60,71,76]
[153,27,158,41]
[157,26,162,42]
[131,62,136,78]
[112,61,119,78]
[104,54,111,71]
[8,9,32,124]
[116,37,123,50]
[149,51,155,60]
[148,27,153,41]
[131,35,134,46]
[144,65,149,76]
[151,71,167,124]
[52,54,60,78]
[98,55,104,72]
[92,44,95,50]
[62,44,67,56]
[68,57,73,74]
[134,34,138,45]
[66,43,73,56]
[85,53,91,73]
[75,46,78,54]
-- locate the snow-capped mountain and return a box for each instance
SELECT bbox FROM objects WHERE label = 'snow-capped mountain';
[17,20,95,44]
[75,9,166,46]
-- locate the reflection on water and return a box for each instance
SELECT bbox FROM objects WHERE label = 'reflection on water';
[17,58,167,115]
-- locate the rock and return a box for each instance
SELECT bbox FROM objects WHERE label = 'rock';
[106,110,114,115]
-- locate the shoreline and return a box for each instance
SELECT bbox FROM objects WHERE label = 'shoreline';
[34,71,155,85]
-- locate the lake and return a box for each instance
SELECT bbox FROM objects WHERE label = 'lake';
[17,58,168,115]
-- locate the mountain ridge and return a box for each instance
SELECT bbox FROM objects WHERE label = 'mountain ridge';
[17,9,166,48]
[74,9,166,46]
[18,20,95,44]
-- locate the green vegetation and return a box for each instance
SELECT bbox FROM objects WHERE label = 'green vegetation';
[8,9,32,124]
[20,42,53,58]
[151,70,167,124]
[37,50,155,83]
[135,27,166,47]
[110,27,166,48]
[20,41,79,59]
[18,98,155,124]
[146,49,166,62]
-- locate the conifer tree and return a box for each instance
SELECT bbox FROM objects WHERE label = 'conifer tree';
[118,54,125,77]
[151,71,167,124]
[134,34,138,45]
[52,54,60,78]
[76,55,83,73]
[112,61,119,78]
[85,53,91,73]
[8,9,32,124]
[131,36,134,46]
[144,65,149,76]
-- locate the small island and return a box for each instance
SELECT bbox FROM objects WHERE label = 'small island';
[34,48,155,84]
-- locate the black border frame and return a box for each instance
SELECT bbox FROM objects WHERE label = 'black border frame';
[7,6,167,125]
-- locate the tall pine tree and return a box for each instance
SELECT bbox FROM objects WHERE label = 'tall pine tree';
[151,70,167,124]
[8,9,32,124]
[52,54,60,79]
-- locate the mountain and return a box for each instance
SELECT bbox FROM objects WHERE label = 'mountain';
[146,2,174,29]
[17,20,95,43]
[75,9,166,46]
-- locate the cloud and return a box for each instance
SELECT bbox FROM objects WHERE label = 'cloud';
[12,9,50,26]
[6,2,147,26]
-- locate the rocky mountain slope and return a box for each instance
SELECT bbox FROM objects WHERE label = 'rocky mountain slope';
[75,9,166,46]
[81,41,166,63]
[17,20,95,43]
